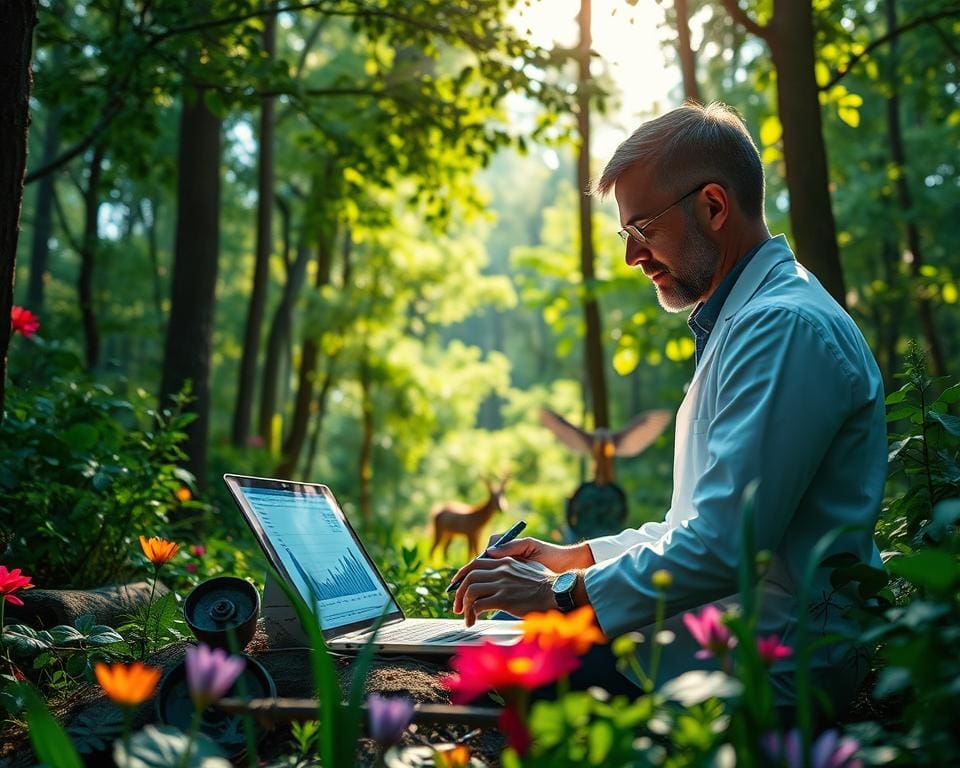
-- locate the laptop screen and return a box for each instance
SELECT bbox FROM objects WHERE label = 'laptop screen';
[224,474,402,633]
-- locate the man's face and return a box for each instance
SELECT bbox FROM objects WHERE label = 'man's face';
[614,163,721,313]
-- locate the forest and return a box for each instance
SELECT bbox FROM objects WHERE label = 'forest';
[1,0,959,766]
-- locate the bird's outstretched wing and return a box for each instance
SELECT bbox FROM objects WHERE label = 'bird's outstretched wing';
[612,409,673,457]
[539,408,593,455]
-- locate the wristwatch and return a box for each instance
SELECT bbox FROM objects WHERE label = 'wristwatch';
[552,571,578,613]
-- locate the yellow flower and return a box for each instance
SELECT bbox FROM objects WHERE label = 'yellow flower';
[652,569,673,590]
[139,535,180,566]
[522,605,606,655]
[95,661,161,706]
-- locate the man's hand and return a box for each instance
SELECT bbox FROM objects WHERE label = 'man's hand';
[452,556,557,626]
[448,536,594,589]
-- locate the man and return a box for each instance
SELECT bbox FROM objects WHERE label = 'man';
[449,102,887,712]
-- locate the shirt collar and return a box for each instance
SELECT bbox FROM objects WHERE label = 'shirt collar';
[688,239,768,337]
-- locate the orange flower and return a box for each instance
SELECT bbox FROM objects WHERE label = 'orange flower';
[139,535,180,566]
[434,745,472,768]
[521,605,606,655]
[95,661,161,706]
[175,486,192,502]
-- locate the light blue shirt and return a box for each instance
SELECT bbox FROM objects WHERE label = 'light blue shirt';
[583,236,887,708]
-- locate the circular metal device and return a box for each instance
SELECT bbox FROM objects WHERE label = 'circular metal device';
[565,481,628,541]
[155,655,276,759]
[183,576,260,651]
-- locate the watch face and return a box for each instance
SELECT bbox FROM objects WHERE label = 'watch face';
[553,571,577,593]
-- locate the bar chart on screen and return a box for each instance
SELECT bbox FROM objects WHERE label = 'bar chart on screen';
[237,484,395,629]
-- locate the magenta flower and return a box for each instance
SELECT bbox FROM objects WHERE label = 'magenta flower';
[762,728,861,768]
[184,643,245,710]
[189,545,206,558]
[367,693,415,747]
[682,605,736,659]
[0,566,34,606]
[757,634,792,665]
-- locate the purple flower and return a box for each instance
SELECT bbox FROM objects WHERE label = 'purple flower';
[367,693,415,747]
[763,728,861,768]
[184,643,245,710]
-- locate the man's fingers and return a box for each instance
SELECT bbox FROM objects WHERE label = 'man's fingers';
[486,537,529,559]
[461,583,499,627]
[453,565,508,613]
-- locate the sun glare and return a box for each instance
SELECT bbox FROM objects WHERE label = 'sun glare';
[509,0,679,155]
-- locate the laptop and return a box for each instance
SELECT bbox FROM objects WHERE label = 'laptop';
[223,474,523,654]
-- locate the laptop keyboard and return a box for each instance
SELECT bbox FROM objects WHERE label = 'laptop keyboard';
[361,623,485,644]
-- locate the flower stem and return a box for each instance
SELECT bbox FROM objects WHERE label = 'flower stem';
[180,708,202,768]
[141,565,159,659]
[648,591,667,688]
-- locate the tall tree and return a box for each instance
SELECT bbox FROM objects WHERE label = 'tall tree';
[883,0,945,376]
[720,0,846,305]
[158,89,222,486]
[26,107,60,312]
[675,0,701,102]
[232,7,277,446]
[576,0,609,428]
[78,144,104,369]
[0,0,38,421]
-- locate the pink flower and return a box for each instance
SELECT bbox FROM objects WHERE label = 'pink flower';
[443,639,580,704]
[10,306,39,339]
[757,634,792,665]
[366,694,415,747]
[682,605,736,660]
[762,728,861,768]
[189,545,206,558]
[184,643,245,710]
[185,563,198,574]
[0,566,34,606]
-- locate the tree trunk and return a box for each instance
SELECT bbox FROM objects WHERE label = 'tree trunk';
[274,231,336,477]
[358,352,374,522]
[232,10,277,446]
[883,0,945,377]
[26,108,60,312]
[142,197,164,323]
[78,144,104,370]
[0,0,37,422]
[577,0,609,429]
[768,1,846,306]
[302,365,334,478]
[159,91,222,487]
[674,0,701,102]
[258,235,311,444]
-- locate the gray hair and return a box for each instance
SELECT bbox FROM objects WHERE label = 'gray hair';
[593,102,765,219]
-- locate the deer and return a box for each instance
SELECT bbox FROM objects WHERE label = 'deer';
[430,475,509,560]
[539,408,673,485]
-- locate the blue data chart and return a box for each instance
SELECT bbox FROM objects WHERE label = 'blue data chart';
[237,485,396,629]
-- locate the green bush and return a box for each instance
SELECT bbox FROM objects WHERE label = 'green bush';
[0,342,197,588]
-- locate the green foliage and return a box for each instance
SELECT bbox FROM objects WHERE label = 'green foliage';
[2,614,123,691]
[0,343,197,588]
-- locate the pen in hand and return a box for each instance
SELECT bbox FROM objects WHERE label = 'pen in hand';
[445,520,527,593]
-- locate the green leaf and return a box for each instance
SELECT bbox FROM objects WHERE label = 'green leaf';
[928,410,960,437]
[22,684,84,768]
[87,625,124,646]
[887,550,960,592]
[3,625,53,654]
[114,724,230,768]
[936,383,960,404]
[49,625,86,645]
[885,405,915,422]
[61,423,99,452]
[587,719,615,764]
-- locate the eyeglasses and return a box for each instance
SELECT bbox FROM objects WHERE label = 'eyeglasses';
[617,182,712,246]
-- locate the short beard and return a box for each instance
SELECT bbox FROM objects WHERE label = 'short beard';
[654,211,720,313]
